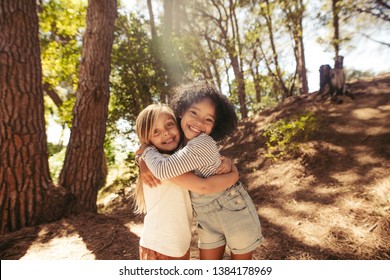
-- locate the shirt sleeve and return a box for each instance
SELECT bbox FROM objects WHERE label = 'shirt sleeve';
[142,134,220,180]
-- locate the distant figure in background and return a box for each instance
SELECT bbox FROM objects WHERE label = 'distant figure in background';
[330,56,346,101]
[319,56,351,104]
[319,64,332,95]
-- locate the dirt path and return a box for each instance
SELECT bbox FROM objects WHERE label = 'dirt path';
[1,74,389,260]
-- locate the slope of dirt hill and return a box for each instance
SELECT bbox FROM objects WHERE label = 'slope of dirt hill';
[1,74,389,260]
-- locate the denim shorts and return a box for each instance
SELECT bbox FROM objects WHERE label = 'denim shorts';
[193,181,263,254]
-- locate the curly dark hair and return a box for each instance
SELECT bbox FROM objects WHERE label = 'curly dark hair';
[169,81,238,142]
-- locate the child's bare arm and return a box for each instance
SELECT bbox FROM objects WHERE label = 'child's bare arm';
[169,164,239,194]
[136,144,162,187]
[138,157,161,187]
[135,143,148,159]
[143,134,220,180]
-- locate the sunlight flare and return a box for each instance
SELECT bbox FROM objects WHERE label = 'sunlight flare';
[21,227,95,260]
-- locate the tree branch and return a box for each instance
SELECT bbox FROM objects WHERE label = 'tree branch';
[361,33,390,47]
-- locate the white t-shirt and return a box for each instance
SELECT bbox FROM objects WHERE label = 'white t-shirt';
[140,172,193,257]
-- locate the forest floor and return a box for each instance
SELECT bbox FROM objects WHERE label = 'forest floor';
[1,74,390,260]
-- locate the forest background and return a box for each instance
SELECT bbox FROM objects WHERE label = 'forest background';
[46,0,390,181]
[0,0,389,239]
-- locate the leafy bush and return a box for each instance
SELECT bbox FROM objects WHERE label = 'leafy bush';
[97,152,139,211]
[48,146,66,183]
[98,151,139,197]
[262,111,318,159]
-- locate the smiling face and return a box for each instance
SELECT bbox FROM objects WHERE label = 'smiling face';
[180,97,216,143]
[149,113,181,153]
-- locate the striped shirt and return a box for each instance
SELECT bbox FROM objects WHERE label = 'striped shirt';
[142,133,221,180]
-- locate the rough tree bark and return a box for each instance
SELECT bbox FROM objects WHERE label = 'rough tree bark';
[59,0,117,213]
[0,0,70,234]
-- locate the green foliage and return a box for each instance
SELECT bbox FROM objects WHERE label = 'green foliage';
[244,76,279,115]
[47,142,63,156]
[48,146,66,183]
[249,95,278,116]
[103,134,117,166]
[124,151,139,181]
[109,12,166,139]
[262,111,318,160]
[97,151,139,208]
[58,95,76,128]
[39,0,86,90]
[176,34,223,82]
[39,0,86,133]
[345,68,375,80]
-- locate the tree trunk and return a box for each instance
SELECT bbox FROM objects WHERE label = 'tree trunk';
[205,37,223,93]
[249,46,262,103]
[281,0,309,95]
[147,0,157,40]
[294,32,309,95]
[215,0,247,118]
[146,0,167,103]
[59,0,117,213]
[293,0,309,95]
[332,0,341,58]
[162,0,184,91]
[0,0,69,234]
[262,0,289,99]
[250,66,262,103]
[228,47,248,118]
[229,0,247,118]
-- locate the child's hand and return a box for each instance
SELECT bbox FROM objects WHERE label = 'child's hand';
[135,143,149,157]
[139,157,161,187]
[216,156,232,174]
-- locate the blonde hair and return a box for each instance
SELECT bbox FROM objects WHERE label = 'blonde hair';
[132,104,177,214]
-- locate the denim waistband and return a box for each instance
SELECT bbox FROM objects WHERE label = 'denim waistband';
[193,181,246,215]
